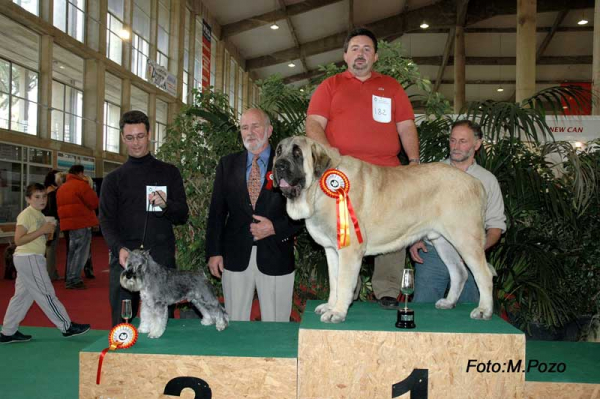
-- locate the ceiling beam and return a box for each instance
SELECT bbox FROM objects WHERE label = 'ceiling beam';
[248,0,593,70]
[221,0,344,38]
[536,9,568,62]
[278,0,308,72]
[348,0,354,31]
[282,56,592,84]
[434,0,469,93]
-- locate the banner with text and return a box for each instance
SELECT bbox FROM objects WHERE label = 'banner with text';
[202,20,212,89]
[146,59,177,97]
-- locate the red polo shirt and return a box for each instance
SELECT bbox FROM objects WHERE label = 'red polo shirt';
[307,70,414,166]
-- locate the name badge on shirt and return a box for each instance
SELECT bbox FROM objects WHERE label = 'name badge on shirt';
[146,185,167,212]
[372,95,392,123]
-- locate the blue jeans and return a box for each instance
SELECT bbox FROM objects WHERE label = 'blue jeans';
[413,242,479,303]
[65,227,91,286]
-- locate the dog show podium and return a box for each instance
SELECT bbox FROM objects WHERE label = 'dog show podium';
[79,302,600,398]
[79,320,299,398]
[298,301,526,398]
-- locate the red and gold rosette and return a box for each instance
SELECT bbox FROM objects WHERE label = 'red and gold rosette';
[319,169,363,249]
[96,323,138,384]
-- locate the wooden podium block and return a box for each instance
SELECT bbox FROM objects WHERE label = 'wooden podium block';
[298,301,525,399]
[80,320,298,398]
[524,341,600,399]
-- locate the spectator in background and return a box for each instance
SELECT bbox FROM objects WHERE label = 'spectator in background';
[57,165,99,290]
[43,170,61,281]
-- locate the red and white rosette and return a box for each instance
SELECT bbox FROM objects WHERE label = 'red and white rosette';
[319,169,363,249]
[266,171,274,190]
[96,323,138,384]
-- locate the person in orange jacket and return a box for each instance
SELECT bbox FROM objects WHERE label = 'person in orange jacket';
[56,165,99,289]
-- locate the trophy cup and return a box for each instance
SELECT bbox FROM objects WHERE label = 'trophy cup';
[396,269,416,329]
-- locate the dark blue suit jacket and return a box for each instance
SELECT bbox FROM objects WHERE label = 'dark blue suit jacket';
[205,149,303,276]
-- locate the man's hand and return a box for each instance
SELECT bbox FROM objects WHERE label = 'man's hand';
[208,256,224,278]
[148,190,167,209]
[409,241,428,264]
[119,248,129,268]
[250,215,275,241]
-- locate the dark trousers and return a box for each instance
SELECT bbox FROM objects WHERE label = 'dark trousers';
[109,248,176,327]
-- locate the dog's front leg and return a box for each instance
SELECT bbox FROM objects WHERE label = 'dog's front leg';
[138,299,150,333]
[315,247,339,316]
[320,246,363,323]
[148,305,168,338]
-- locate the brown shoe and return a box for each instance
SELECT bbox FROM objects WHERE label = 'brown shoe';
[66,281,86,290]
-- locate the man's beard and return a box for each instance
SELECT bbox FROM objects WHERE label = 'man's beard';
[450,148,475,163]
[243,132,269,153]
[352,57,368,72]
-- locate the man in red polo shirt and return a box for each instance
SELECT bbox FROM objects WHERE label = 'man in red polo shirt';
[306,27,419,309]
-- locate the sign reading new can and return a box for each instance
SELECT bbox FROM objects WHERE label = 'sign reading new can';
[146,59,177,98]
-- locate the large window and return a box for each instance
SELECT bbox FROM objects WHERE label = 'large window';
[210,34,217,88]
[132,0,151,80]
[13,0,38,16]
[0,142,52,224]
[104,73,122,153]
[52,45,84,144]
[182,8,191,104]
[0,59,38,135]
[54,0,85,43]
[155,99,168,152]
[229,57,236,109]
[157,0,171,68]
[237,67,243,115]
[130,86,148,114]
[106,0,125,65]
[0,16,40,135]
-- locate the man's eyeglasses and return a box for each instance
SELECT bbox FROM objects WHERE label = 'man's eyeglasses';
[123,133,147,142]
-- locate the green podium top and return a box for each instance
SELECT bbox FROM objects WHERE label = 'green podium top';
[525,341,600,384]
[301,300,523,335]
[82,319,299,358]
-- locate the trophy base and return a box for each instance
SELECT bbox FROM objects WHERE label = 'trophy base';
[395,308,416,329]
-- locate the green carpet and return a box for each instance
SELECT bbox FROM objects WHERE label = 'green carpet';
[83,319,299,358]
[525,341,600,384]
[0,326,107,399]
[301,300,522,334]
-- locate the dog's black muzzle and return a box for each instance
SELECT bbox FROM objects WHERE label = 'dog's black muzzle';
[274,158,305,199]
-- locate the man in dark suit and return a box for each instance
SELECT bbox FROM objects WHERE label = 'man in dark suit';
[206,108,302,322]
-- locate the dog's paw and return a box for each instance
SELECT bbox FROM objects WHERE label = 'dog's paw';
[470,307,493,320]
[201,317,214,326]
[216,318,228,331]
[138,324,150,333]
[314,303,331,315]
[320,310,346,323]
[435,298,456,309]
[147,331,163,339]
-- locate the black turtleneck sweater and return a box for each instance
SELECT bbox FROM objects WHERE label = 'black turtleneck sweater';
[99,153,189,268]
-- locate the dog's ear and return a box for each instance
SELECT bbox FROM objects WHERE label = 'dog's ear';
[312,142,331,179]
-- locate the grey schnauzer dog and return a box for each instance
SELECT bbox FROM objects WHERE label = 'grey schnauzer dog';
[120,249,229,338]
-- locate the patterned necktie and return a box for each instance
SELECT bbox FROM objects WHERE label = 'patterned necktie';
[248,154,261,208]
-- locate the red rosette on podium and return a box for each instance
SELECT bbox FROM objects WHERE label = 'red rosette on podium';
[319,169,363,249]
[96,323,138,384]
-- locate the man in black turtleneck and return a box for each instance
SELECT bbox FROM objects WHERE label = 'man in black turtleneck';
[99,110,189,327]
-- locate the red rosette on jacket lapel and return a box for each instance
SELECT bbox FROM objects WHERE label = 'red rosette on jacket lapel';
[96,323,138,384]
[319,169,363,249]
[266,171,274,190]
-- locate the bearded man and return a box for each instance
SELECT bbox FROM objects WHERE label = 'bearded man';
[409,120,506,303]
[205,108,303,322]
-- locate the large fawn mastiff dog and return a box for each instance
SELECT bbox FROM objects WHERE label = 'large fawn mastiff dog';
[273,136,494,323]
